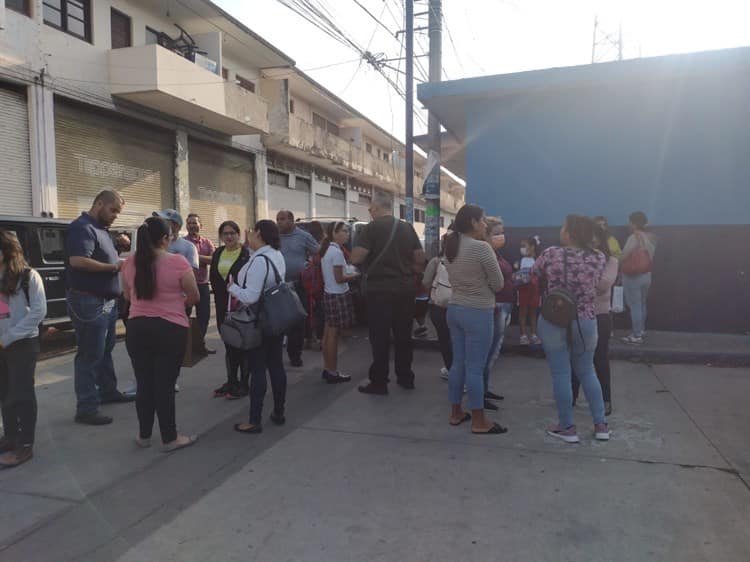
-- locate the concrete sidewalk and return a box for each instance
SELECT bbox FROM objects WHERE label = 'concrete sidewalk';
[414,322,750,366]
[1,328,750,561]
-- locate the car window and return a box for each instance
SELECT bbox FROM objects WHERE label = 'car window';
[38,228,67,263]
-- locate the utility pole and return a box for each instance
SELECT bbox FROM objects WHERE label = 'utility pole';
[404,0,414,224]
[423,0,442,259]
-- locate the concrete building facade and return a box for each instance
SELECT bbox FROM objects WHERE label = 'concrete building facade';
[0,0,464,244]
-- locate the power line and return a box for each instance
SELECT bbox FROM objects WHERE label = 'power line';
[351,0,397,38]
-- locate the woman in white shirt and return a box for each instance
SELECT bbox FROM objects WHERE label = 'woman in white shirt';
[228,220,288,434]
[320,222,360,384]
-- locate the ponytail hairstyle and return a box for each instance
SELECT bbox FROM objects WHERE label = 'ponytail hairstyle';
[444,204,485,263]
[0,230,28,296]
[320,221,346,258]
[134,217,171,300]
[564,214,596,250]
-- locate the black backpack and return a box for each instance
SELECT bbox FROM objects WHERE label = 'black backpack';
[540,249,578,328]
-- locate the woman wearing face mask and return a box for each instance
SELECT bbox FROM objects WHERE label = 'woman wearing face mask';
[444,205,506,435]
[482,217,514,409]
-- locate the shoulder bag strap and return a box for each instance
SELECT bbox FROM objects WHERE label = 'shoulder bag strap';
[258,254,282,285]
[367,217,399,274]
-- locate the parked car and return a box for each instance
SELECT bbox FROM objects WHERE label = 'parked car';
[0,216,140,329]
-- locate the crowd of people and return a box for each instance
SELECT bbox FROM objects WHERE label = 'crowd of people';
[0,187,657,467]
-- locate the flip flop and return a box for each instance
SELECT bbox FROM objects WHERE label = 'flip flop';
[234,423,263,434]
[472,422,508,435]
[449,412,471,426]
[161,435,198,453]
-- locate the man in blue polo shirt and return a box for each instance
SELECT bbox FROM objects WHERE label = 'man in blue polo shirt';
[67,190,134,426]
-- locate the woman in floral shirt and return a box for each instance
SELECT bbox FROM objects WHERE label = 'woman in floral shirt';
[532,214,610,443]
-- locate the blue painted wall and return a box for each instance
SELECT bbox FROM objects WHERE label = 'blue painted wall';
[464,61,750,227]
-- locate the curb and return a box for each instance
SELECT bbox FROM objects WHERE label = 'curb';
[412,338,750,368]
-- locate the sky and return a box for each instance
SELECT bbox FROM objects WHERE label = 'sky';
[216,0,750,143]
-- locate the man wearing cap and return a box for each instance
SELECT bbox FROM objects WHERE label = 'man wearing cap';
[153,209,200,271]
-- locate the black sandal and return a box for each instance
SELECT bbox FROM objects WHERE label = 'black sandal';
[234,423,263,434]
[449,412,471,426]
[472,422,508,435]
[484,391,504,401]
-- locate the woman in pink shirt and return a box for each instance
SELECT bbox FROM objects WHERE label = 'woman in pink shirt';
[122,217,200,453]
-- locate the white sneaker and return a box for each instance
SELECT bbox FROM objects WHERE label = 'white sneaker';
[621,335,644,345]
[174,383,180,393]
[520,335,530,346]
[440,367,449,380]
[530,334,542,345]
[594,423,611,441]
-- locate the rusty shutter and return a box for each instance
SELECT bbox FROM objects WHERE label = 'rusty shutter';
[188,138,254,244]
[54,102,174,227]
[0,85,32,216]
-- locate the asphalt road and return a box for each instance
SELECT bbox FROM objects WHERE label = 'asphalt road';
[2,328,750,561]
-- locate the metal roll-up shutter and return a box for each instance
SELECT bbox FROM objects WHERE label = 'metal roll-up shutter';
[55,102,174,226]
[315,193,346,218]
[188,139,254,244]
[0,86,32,215]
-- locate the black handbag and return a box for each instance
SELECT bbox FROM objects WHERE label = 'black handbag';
[257,255,307,336]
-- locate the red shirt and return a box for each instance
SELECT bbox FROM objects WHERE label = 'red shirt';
[184,234,216,284]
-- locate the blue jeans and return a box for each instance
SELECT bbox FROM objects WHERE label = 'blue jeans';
[67,292,119,415]
[538,316,606,427]
[483,302,513,391]
[447,305,493,410]
[623,272,651,337]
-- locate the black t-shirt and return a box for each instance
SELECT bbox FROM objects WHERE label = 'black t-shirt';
[356,216,422,293]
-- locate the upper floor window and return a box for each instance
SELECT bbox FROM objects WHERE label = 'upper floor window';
[268,169,289,187]
[382,151,389,162]
[236,75,255,93]
[312,112,340,137]
[289,99,295,114]
[110,8,132,49]
[44,0,92,43]
[7,0,31,16]
[365,143,372,154]
[294,176,311,193]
